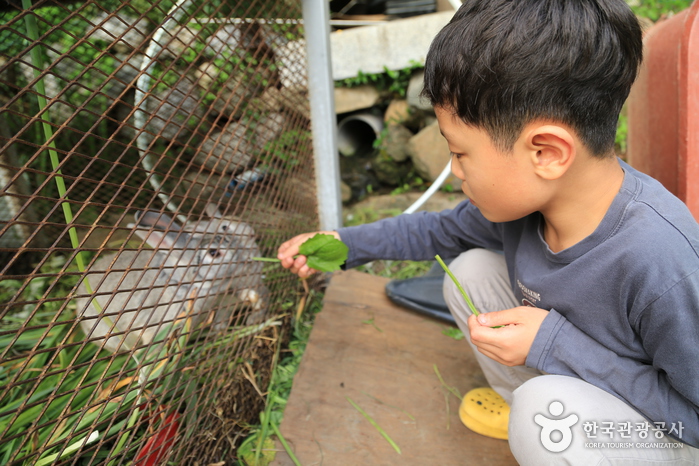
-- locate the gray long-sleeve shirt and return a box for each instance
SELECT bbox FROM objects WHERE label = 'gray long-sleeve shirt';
[337,161,699,447]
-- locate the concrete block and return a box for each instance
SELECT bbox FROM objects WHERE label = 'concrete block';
[330,11,454,80]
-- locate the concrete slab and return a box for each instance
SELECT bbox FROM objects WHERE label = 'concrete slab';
[272,270,518,465]
[330,12,455,80]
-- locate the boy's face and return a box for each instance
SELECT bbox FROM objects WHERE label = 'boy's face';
[435,106,541,223]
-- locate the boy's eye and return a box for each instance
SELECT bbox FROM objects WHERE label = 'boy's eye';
[450,152,464,159]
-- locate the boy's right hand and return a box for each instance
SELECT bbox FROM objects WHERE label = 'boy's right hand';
[277,231,341,278]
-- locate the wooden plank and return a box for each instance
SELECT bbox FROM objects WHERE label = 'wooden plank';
[272,270,518,465]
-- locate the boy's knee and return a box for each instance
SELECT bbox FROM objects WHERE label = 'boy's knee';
[509,376,574,464]
[442,249,514,316]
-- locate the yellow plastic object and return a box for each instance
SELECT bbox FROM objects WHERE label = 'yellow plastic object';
[459,387,510,440]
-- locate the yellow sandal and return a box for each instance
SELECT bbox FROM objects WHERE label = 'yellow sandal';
[459,387,510,440]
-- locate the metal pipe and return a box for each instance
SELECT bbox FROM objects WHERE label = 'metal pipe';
[302,0,343,231]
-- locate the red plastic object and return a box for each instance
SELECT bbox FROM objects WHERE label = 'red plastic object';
[627,1,699,220]
[133,411,180,466]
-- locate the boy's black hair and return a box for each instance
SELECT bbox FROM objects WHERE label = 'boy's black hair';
[422,0,643,157]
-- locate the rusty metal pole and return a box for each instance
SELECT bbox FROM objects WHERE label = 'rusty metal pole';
[302,0,343,231]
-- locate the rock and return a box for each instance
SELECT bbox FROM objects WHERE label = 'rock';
[371,154,412,186]
[408,119,451,182]
[379,124,413,162]
[253,86,311,120]
[193,122,254,174]
[192,112,285,175]
[341,181,353,203]
[344,191,469,222]
[146,79,207,141]
[86,12,149,52]
[255,112,286,149]
[196,61,253,119]
[205,25,245,58]
[180,170,232,213]
[334,85,381,114]
[158,25,201,59]
[276,40,308,89]
[384,99,411,124]
[340,155,381,201]
[330,11,454,80]
[406,70,433,112]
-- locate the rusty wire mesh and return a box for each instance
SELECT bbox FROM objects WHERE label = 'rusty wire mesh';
[0,0,318,463]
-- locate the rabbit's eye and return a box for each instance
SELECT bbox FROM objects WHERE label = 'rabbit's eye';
[208,249,222,258]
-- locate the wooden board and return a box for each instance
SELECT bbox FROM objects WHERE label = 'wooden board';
[272,270,518,465]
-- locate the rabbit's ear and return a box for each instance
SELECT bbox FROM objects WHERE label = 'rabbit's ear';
[133,228,188,251]
[205,203,223,219]
[134,211,181,231]
[133,211,187,251]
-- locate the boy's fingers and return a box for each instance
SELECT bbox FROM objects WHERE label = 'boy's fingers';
[476,309,516,327]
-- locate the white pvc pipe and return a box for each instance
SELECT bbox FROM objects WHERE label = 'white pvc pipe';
[403,161,452,214]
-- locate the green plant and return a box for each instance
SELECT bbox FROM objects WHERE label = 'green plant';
[263,129,311,170]
[627,0,694,21]
[391,173,424,195]
[615,113,629,155]
[254,234,349,272]
[236,290,324,465]
[336,60,423,98]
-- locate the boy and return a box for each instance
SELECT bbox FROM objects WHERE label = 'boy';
[279,0,699,462]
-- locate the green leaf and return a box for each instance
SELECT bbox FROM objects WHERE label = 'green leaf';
[441,327,464,340]
[298,234,349,272]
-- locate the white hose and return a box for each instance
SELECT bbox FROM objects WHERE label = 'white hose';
[133,0,193,221]
[402,161,452,214]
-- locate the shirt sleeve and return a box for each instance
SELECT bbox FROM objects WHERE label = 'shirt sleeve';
[526,272,699,448]
[336,201,505,269]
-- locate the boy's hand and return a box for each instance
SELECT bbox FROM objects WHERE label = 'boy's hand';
[277,231,341,278]
[468,307,549,366]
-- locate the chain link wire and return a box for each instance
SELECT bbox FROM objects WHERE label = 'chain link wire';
[0,0,317,463]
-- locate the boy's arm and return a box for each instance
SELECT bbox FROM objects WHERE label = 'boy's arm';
[526,272,699,448]
[338,201,504,269]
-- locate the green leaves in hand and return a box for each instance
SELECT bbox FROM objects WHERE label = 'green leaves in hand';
[299,234,348,272]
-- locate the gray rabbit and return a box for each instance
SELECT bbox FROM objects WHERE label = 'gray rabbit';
[77,210,269,353]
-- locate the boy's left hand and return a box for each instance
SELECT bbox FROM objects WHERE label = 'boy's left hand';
[468,307,549,366]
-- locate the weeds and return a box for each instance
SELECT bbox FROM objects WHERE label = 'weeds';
[236,288,324,465]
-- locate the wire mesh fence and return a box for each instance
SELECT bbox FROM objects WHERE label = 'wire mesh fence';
[0,0,318,463]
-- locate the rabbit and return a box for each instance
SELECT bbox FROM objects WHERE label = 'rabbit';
[76,210,267,353]
[181,203,270,324]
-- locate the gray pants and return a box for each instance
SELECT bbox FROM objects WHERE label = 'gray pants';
[443,249,699,465]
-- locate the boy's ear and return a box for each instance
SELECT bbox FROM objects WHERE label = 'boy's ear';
[522,124,576,180]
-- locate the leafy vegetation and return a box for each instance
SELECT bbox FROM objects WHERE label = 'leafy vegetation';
[236,290,324,465]
[336,60,423,98]
[626,0,694,21]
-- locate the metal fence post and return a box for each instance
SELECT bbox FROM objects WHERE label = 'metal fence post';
[302,0,343,231]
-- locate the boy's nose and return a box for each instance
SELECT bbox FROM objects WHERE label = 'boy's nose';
[451,155,466,180]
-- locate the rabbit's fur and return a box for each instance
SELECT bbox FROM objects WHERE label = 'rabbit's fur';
[77,210,269,353]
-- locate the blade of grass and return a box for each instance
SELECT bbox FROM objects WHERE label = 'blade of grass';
[271,422,302,466]
[254,329,284,465]
[442,389,450,430]
[21,0,85,273]
[35,430,99,466]
[433,364,462,400]
[345,396,401,455]
[435,255,479,317]
[360,391,414,421]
